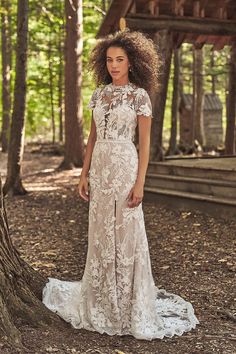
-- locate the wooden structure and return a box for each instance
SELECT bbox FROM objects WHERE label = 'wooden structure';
[97,0,236,160]
[145,156,236,220]
[179,93,223,148]
[98,1,236,49]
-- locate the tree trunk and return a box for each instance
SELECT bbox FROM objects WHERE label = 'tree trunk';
[211,50,216,94]
[3,0,28,195]
[0,178,64,350]
[102,0,106,13]
[60,0,84,169]
[150,30,173,161]
[225,45,236,155]
[58,6,64,143]
[48,33,56,144]
[1,0,12,153]
[193,46,204,146]
[168,48,180,156]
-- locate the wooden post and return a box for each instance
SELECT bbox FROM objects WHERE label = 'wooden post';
[225,45,236,155]
[150,30,173,161]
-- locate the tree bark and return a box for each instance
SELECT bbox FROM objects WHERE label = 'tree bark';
[168,48,180,155]
[1,0,12,153]
[102,0,106,13]
[193,46,204,146]
[150,30,173,161]
[3,0,28,195]
[0,177,64,350]
[60,0,84,169]
[225,45,236,155]
[210,50,216,94]
[48,32,56,144]
[58,5,64,143]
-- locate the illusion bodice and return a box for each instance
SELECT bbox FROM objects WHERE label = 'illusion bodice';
[88,82,153,141]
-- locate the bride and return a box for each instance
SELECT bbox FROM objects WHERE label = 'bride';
[42,29,200,340]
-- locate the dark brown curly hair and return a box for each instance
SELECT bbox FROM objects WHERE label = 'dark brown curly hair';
[88,29,159,95]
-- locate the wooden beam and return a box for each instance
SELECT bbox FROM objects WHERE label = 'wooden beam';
[172,0,186,16]
[213,36,229,50]
[129,1,136,14]
[195,34,208,48]
[97,0,133,38]
[173,32,186,48]
[148,0,156,15]
[125,14,236,36]
[176,0,186,14]
[193,1,200,17]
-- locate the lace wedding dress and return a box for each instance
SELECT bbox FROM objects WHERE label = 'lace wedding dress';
[42,82,200,340]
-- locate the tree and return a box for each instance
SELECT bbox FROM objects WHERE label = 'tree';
[151,30,173,161]
[3,0,28,195]
[60,0,84,169]
[225,45,236,155]
[168,48,180,155]
[0,177,64,350]
[1,0,12,153]
[193,46,205,146]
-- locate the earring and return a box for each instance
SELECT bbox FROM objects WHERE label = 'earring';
[129,66,132,72]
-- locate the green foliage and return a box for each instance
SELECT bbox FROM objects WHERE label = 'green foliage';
[164,43,230,144]
[0,0,231,143]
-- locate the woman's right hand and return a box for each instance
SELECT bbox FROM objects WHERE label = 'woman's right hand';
[77,175,89,201]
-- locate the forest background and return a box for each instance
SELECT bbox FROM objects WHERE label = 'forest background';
[0,0,230,148]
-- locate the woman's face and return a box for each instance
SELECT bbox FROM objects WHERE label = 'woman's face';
[106,46,130,84]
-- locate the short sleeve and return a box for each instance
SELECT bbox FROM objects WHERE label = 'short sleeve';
[135,88,153,118]
[87,88,100,110]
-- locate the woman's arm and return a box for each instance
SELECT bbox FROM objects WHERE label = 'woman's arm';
[127,115,152,208]
[81,116,97,178]
[136,115,152,184]
[78,115,97,201]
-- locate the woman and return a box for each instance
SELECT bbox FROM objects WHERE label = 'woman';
[42,30,200,340]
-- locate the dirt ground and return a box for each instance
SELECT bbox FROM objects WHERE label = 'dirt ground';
[0,144,235,354]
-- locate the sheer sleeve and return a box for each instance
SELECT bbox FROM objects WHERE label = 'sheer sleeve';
[134,88,153,118]
[87,88,100,110]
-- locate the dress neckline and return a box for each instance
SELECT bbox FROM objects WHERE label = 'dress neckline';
[109,82,131,90]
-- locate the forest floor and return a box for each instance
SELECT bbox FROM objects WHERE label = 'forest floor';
[0,143,235,354]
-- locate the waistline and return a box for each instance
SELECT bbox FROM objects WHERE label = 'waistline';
[95,139,134,144]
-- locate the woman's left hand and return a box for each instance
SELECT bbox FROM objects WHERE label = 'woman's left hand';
[127,181,144,208]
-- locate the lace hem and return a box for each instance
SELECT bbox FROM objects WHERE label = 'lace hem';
[42,277,200,341]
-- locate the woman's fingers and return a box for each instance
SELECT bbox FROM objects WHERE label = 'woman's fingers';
[78,183,89,201]
[128,195,142,208]
[126,188,133,201]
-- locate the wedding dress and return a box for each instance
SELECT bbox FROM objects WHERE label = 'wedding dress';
[42,82,200,340]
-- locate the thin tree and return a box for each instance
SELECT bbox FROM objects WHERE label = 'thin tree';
[151,30,173,161]
[3,0,28,195]
[210,50,216,94]
[193,46,204,146]
[60,0,84,169]
[58,2,65,143]
[168,48,180,155]
[48,31,56,144]
[225,45,236,155]
[1,0,12,153]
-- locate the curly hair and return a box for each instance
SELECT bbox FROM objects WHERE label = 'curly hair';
[88,29,159,95]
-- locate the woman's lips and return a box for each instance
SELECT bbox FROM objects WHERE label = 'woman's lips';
[111,71,120,74]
